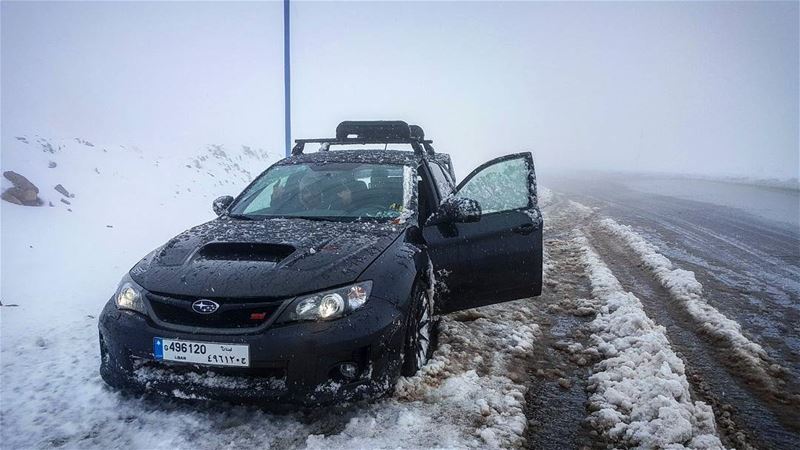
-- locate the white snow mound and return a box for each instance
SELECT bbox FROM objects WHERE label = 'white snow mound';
[597,217,780,382]
[574,232,724,450]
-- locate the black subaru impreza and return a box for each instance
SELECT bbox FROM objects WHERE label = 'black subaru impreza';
[99,121,543,405]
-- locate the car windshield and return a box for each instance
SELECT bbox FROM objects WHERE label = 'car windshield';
[229,162,415,222]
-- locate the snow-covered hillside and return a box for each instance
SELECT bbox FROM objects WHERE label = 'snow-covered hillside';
[1,135,278,334]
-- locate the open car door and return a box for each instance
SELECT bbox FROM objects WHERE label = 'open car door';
[423,152,543,314]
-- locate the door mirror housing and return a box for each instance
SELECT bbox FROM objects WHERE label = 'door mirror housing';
[427,196,482,226]
[212,195,234,216]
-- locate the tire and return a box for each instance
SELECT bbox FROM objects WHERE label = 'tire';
[401,281,434,376]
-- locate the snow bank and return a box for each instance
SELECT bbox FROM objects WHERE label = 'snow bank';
[574,233,724,449]
[538,186,555,209]
[597,218,785,385]
[542,245,554,279]
[312,303,541,449]
[568,200,594,217]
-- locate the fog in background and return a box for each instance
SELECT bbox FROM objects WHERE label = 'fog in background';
[2,1,798,181]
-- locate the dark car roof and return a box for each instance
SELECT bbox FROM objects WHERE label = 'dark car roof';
[276,149,422,166]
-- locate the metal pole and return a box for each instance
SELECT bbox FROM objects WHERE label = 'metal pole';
[283,0,291,156]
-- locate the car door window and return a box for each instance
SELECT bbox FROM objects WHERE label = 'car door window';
[456,156,530,214]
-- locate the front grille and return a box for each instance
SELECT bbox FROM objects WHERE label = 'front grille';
[132,359,288,393]
[134,358,288,380]
[146,292,284,329]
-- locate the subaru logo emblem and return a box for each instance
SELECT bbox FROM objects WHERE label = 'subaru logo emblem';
[192,299,219,314]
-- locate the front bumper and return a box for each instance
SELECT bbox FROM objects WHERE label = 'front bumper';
[98,296,406,405]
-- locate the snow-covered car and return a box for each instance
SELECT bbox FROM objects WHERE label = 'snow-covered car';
[98,121,543,405]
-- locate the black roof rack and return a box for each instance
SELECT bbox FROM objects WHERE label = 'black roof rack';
[292,120,435,156]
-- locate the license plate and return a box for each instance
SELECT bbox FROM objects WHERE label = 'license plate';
[153,337,249,367]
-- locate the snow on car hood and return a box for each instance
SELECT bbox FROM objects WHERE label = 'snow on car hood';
[129,217,405,298]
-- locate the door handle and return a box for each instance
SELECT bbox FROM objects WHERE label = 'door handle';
[512,223,536,235]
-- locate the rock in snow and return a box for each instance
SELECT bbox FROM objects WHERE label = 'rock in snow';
[54,183,74,198]
[1,190,24,205]
[2,170,41,206]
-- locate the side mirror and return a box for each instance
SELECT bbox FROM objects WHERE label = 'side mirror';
[426,196,482,226]
[212,195,234,216]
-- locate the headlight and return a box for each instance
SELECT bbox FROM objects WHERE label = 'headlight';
[318,293,345,319]
[115,274,147,314]
[279,281,372,323]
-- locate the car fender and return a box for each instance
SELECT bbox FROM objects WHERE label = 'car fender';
[358,227,431,314]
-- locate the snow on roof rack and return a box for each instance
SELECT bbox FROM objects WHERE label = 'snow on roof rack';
[336,121,410,141]
[292,121,435,157]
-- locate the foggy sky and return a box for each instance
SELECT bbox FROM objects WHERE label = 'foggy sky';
[2,1,798,181]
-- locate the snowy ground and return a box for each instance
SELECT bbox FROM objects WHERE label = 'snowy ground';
[2,140,799,449]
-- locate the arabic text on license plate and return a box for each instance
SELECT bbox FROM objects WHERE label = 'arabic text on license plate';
[153,338,249,367]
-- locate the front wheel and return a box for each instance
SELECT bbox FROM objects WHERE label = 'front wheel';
[401,282,434,376]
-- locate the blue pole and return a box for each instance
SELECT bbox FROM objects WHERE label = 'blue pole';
[283,0,291,156]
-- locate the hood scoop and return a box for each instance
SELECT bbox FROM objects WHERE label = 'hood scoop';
[195,242,296,263]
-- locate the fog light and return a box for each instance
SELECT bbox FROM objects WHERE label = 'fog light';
[338,362,358,379]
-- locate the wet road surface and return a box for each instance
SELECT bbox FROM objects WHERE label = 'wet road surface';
[539,174,800,449]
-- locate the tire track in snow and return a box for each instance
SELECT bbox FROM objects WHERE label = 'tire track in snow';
[546,177,800,375]
[539,189,800,448]
[585,223,800,449]
[573,231,724,449]
[522,235,597,449]
[596,218,800,408]
[533,190,717,448]
[521,188,608,449]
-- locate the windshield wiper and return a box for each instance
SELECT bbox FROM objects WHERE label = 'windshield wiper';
[229,214,345,223]
[294,216,341,222]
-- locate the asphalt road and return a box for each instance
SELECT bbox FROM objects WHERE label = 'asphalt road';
[542,173,800,449]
